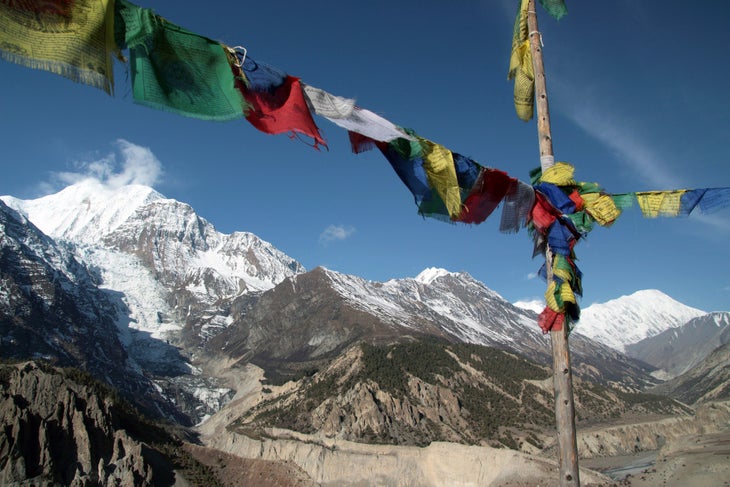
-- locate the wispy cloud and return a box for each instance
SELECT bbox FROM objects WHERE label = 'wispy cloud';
[45,139,163,192]
[319,224,355,245]
[565,101,679,189]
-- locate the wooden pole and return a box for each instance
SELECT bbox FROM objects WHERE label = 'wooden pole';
[526,1,581,485]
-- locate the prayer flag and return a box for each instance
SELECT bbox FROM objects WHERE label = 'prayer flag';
[301,84,355,119]
[541,162,576,186]
[538,307,564,333]
[460,168,514,224]
[499,179,535,233]
[241,55,286,92]
[633,188,730,218]
[327,107,413,146]
[538,0,568,20]
[697,188,730,213]
[116,0,246,121]
[0,0,116,94]
[420,140,462,219]
[582,192,621,225]
[241,75,326,148]
[636,190,686,217]
[508,0,534,121]
[377,140,446,218]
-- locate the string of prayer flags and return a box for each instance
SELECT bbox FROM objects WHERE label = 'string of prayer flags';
[629,188,730,218]
[3,0,728,341]
[115,0,246,121]
[356,129,536,228]
[0,0,117,94]
[508,0,534,122]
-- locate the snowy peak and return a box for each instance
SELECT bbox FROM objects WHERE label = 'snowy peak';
[512,299,543,314]
[1,179,163,243]
[415,267,452,284]
[574,289,707,352]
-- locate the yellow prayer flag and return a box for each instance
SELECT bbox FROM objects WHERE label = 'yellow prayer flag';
[582,193,621,226]
[636,191,686,218]
[541,162,576,186]
[559,282,576,305]
[420,140,462,219]
[0,0,117,94]
[545,281,561,312]
[508,0,534,121]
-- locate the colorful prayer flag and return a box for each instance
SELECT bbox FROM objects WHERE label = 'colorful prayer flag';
[0,0,117,94]
[508,0,534,121]
[632,188,730,218]
[116,0,246,121]
[420,140,462,219]
[241,75,326,148]
[499,179,535,233]
[301,84,355,119]
[538,0,568,20]
[327,107,413,145]
[460,169,515,224]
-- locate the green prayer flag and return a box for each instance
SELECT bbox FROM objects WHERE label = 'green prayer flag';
[539,0,568,20]
[115,0,246,121]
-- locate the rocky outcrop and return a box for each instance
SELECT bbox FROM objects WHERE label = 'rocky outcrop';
[0,362,175,486]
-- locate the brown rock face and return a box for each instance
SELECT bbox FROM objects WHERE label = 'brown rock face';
[0,362,174,486]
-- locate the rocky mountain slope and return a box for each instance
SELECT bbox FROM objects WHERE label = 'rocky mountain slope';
[650,340,730,405]
[0,200,183,422]
[1,361,190,486]
[209,265,662,394]
[227,339,690,449]
[626,311,730,379]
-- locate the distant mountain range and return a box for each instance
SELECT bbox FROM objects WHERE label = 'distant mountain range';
[2,180,728,474]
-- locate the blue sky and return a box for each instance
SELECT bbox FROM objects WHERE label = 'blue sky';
[2,0,729,313]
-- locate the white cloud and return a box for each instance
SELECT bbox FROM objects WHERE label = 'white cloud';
[566,103,679,189]
[51,139,163,190]
[319,224,355,244]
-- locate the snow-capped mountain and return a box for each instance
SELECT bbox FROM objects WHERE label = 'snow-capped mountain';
[573,290,707,352]
[2,181,305,422]
[2,180,304,343]
[0,180,707,423]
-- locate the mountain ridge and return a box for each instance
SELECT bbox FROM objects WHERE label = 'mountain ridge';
[1,181,720,424]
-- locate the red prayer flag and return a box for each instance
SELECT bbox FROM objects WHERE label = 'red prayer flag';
[241,75,326,149]
[530,191,561,232]
[538,307,564,333]
[459,168,515,224]
[568,190,585,211]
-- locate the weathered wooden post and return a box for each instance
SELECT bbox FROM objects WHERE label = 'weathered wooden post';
[526,0,581,484]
